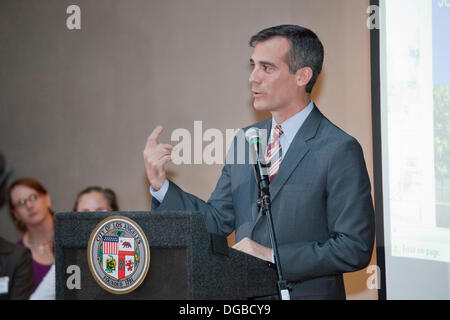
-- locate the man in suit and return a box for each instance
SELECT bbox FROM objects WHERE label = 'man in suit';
[0,237,34,299]
[143,25,375,299]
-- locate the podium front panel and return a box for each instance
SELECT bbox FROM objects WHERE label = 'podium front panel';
[55,211,278,299]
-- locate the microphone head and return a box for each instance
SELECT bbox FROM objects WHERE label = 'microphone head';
[245,127,260,145]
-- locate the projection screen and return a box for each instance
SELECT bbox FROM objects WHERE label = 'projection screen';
[375,0,450,299]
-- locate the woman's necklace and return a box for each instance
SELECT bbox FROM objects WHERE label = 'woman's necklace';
[27,237,54,256]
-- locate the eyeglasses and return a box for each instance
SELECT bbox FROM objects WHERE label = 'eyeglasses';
[14,194,40,208]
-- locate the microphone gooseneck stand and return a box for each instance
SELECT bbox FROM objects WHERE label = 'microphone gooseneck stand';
[248,130,290,301]
[254,162,291,301]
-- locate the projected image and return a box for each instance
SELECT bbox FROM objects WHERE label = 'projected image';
[433,1,450,229]
[435,86,450,228]
[383,0,450,264]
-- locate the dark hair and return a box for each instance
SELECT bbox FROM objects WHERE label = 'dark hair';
[8,177,52,232]
[73,186,119,211]
[249,24,324,93]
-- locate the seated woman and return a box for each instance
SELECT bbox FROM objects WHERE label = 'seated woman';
[29,185,120,299]
[73,186,119,212]
[8,178,54,290]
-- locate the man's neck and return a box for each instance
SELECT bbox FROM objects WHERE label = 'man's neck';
[271,96,311,124]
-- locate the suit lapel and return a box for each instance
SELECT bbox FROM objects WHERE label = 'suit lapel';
[250,106,323,235]
[269,140,309,202]
[270,105,323,202]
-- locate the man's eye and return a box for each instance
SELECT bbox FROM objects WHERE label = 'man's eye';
[263,65,272,71]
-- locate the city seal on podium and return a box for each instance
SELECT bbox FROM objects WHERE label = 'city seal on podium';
[87,216,150,294]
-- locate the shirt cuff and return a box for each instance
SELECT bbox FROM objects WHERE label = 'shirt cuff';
[149,179,169,203]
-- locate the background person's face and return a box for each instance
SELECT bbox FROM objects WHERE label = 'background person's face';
[10,185,51,228]
[76,191,112,212]
[249,36,299,114]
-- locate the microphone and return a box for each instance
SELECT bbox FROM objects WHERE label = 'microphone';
[245,127,270,197]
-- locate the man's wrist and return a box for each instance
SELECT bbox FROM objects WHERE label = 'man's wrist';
[150,179,169,202]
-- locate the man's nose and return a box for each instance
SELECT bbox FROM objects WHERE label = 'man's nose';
[249,67,261,84]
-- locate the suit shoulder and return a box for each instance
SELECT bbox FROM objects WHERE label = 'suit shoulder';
[317,116,361,149]
[241,118,271,132]
[228,118,271,143]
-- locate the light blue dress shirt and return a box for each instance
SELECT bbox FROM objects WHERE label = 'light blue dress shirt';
[269,100,314,160]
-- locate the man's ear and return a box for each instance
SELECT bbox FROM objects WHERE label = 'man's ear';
[296,67,313,88]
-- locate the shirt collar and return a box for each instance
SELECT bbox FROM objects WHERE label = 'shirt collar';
[271,100,314,143]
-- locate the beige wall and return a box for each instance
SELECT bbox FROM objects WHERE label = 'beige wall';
[0,0,376,299]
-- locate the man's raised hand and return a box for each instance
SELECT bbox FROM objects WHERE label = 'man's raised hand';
[143,126,174,190]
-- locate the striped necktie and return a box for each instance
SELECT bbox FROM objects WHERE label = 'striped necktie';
[265,125,284,183]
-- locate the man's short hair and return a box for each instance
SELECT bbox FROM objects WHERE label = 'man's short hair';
[249,25,324,93]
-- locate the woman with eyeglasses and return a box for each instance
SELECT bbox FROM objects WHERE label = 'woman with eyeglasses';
[7,177,54,290]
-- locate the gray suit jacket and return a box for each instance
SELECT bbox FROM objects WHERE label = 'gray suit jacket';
[152,106,375,299]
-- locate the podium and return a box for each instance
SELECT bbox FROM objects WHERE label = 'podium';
[54,211,278,299]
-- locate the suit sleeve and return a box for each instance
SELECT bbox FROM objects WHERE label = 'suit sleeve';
[278,138,375,282]
[151,163,235,236]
